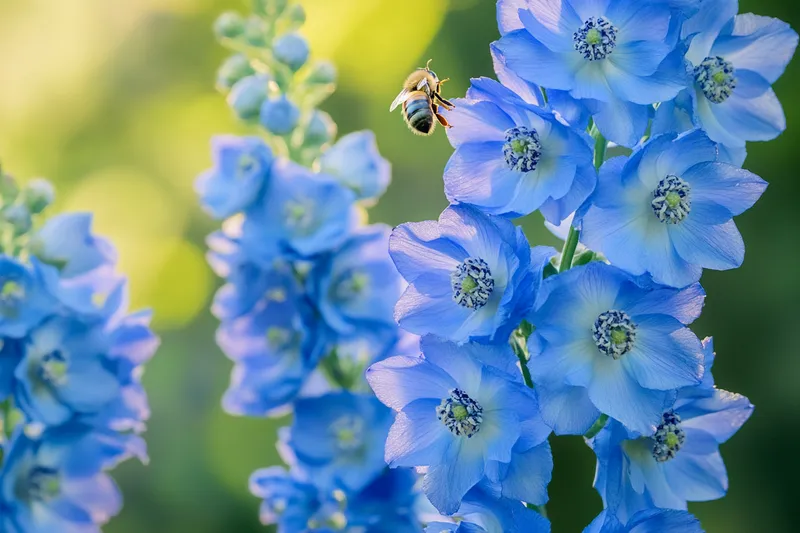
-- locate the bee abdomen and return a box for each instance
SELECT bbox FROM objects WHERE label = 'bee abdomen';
[403,94,434,135]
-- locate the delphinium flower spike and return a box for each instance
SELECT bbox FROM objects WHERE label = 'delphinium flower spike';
[0,166,158,531]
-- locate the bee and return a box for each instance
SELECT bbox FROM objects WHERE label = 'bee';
[390,60,455,136]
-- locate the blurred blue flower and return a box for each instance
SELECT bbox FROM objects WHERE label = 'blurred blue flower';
[0,257,56,339]
[249,466,331,531]
[286,392,393,493]
[12,317,120,427]
[345,468,423,533]
[581,130,767,288]
[240,159,357,263]
[389,205,548,344]
[442,77,595,223]
[227,74,271,120]
[583,509,703,533]
[260,95,301,135]
[196,136,274,219]
[217,266,327,417]
[0,424,147,532]
[273,32,310,72]
[366,338,551,514]
[30,213,116,279]
[319,131,391,201]
[527,262,706,435]
[307,225,402,339]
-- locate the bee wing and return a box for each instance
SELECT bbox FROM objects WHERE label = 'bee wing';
[390,88,412,112]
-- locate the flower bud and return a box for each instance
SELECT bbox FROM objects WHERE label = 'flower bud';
[303,110,337,147]
[3,204,32,235]
[0,173,19,204]
[260,96,301,136]
[243,16,269,47]
[272,32,310,72]
[217,54,256,92]
[252,0,288,17]
[22,178,55,214]
[283,4,306,29]
[305,60,337,86]
[228,74,271,120]
[214,11,245,40]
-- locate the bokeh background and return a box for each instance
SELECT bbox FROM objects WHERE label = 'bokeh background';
[1,0,798,531]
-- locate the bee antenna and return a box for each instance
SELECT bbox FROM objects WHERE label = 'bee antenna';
[426,58,433,70]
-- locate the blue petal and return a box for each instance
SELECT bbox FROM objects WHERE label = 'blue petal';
[608,1,671,44]
[494,30,577,91]
[678,388,753,443]
[712,13,799,84]
[671,219,744,271]
[366,355,456,411]
[489,45,546,106]
[665,450,728,501]
[497,0,529,35]
[626,509,703,533]
[444,100,514,146]
[535,383,600,435]
[423,439,486,514]
[444,143,519,211]
[588,359,676,434]
[591,98,651,148]
[622,282,706,325]
[518,0,581,52]
[683,162,767,216]
[385,398,452,467]
[499,441,553,504]
[622,315,703,390]
[389,221,464,281]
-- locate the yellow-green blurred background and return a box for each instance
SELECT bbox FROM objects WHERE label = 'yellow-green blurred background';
[1,0,798,531]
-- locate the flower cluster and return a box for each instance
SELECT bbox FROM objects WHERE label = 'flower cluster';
[200,1,432,531]
[367,0,794,531]
[0,168,158,531]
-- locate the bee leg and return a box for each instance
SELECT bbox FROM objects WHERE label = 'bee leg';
[434,93,455,110]
[435,112,451,128]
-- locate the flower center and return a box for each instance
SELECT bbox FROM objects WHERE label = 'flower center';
[334,271,369,301]
[593,310,637,359]
[265,327,300,352]
[451,257,494,310]
[23,466,61,502]
[436,389,483,438]
[652,410,686,462]
[38,350,68,386]
[0,279,24,317]
[652,175,691,224]
[694,56,737,104]
[574,17,618,61]
[284,200,315,233]
[238,153,258,176]
[502,126,542,173]
[331,415,365,453]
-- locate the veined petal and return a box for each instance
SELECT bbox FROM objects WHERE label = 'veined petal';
[444,143,519,210]
[389,222,464,281]
[423,439,485,514]
[495,30,578,90]
[444,101,515,147]
[385,398,452,467]
[683,162,767,216]
[500,441,553,504]
[535,383,601,435]
[366,355,456,411]
[665,450,728,502]
[519,3,579,53]
[671,218,745,271]
[679,389,753,443]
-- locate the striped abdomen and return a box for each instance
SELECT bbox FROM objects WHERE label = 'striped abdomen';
[403,92,434,135]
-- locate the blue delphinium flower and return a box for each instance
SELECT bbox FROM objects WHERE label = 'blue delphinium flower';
[442,77,595,223]
[319,131,391,202]
[216,265,326,417]
[367,336,551,514]
[195,135,274,219]
[0,424,147,532]
[583,509,703,533]
[284,392,394,493]
[343,463,423,532]
[674,3,798,148]
[249,466,333,531]
[581,130,767,288]
[13,317,121,427]
[307,225,402,339]
[29,213,116,278]
[389,204,550,344]
[425,487,551,533]
[591,337,752,521]
[0,258,56,339]
[495,0,688,147]
[527,262,706,435]
[240,159,357,263]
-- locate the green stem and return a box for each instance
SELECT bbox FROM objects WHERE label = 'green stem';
[511,334,534,389]
[526,502,548,518]
[558,226,580,273]
[584,413,610,439]
[593,130,607,171]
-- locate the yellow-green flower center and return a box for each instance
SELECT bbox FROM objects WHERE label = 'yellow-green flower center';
[451,404,469,421]
[585,28,602,45]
